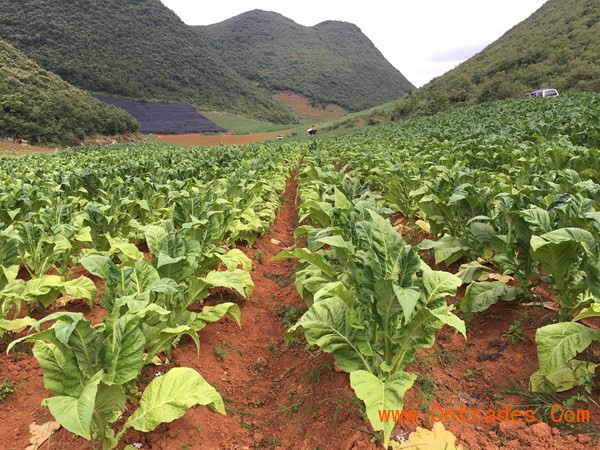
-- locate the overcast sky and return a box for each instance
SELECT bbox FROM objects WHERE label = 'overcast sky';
[161,0,547,87]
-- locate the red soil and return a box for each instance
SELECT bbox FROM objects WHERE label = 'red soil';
[0,176,597,449]
[273,93,347,122]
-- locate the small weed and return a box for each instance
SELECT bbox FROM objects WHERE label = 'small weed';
[258,435,282,448]
[255,248,265,264]
[8,340,32,362]
[435,348,462,370]
[250,357,266,375]
[264,271,295,287]
[215,346,228,360]
[221,340,242,356]
[267,342,278,353]
[414,373,436,413]
[0,381,15,402]
[465,367,482,382]
[503,376,598,435]
[503,319,526,344]
[252,396,267,408]
[275,304,307,328]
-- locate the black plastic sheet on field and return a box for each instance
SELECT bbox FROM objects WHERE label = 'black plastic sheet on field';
[93,95,226,134]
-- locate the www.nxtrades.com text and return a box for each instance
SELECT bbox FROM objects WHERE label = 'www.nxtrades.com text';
[378,403,591,424]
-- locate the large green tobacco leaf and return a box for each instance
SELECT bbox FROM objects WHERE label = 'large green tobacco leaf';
[42,370,103,440]
[530,228,596,294]
[470,222,496,247]
[0,264,19,291]
[102,315,145,385]
[146,325,201,361]
[216,248,253,271]
[106,236,144,262]
[520,207,552,233]
[33,340,83,397]
[62,277,98,305]
[272,248,336,278]
[532,228,597,257]
[0,316,36,337]
[22,275,64,308]
[288,297,374,373]
[460,281,517,321]
[203,269,254,299]
[92,382,127,447]
[391,306,464,371]
[419,235,470,265]
[80,254,119,283]
[124,367,225,433]
[67,319,100,379]
[357,210,406,279]
[350,370,416,449]
[0,233,19,268]
[420,266,462,308]
[535,322,600,375]
[190,303,241,330]
[530,239,578,287]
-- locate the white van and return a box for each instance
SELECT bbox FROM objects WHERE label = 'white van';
[524,88,559,98]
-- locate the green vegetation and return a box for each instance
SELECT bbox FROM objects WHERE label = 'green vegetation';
[197,10,414,112]
[0,0,293,124]
[0,40,137,145]
[334,0,599,127]
[202,111,292,135]
[0,142,302,448]
[0,381,15,402]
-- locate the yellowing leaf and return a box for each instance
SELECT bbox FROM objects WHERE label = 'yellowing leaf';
[415,220,431,234]
[393,422,463,450]
[485,272,514,283]
[25,421,61,450]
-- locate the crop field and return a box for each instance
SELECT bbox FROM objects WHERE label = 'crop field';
[0,93,599,449]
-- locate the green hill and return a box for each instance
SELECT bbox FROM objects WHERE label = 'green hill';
[0,0,293,123]
[353,0,599,124]
[196,10,414,112]
[0,40,137,146]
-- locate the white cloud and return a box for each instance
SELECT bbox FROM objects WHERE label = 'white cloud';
[161,0,547,87]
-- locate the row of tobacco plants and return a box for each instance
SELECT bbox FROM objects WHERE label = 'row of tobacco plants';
[0,142,302,448]
[279,93,600,446]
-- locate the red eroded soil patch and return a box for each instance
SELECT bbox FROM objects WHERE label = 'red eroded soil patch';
[273,93,347,122]
[156,131,288,147]
[0,177,597,449]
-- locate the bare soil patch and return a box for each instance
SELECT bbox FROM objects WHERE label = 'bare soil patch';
[273,93,347,123]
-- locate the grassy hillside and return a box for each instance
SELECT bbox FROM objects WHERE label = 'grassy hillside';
[0,0,293,123]
[196,10,414,112]
[343,0,599,125]
[0,40,137,146]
